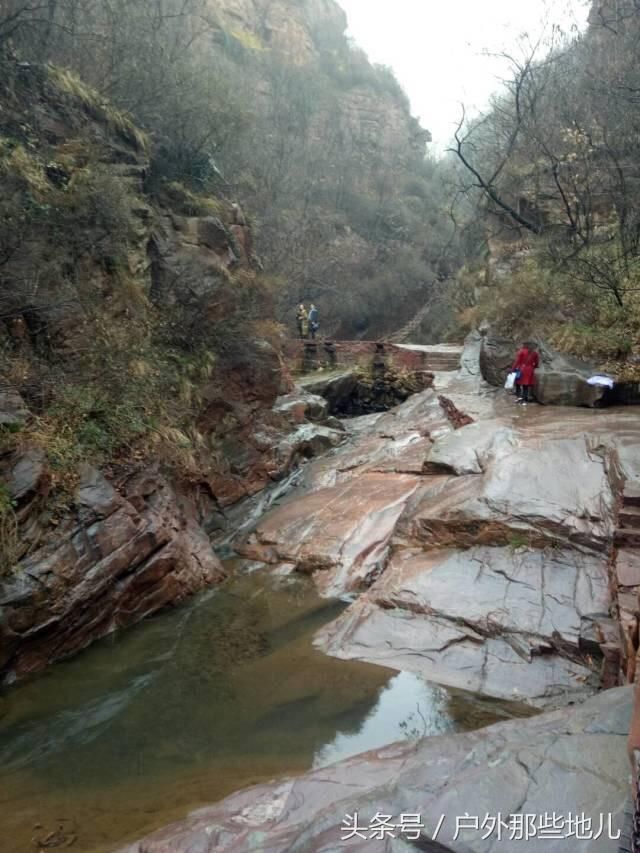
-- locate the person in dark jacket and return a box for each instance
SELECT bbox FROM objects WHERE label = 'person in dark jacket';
[512,342,540,405]
[308,304,319,339]
[511,343,528,399]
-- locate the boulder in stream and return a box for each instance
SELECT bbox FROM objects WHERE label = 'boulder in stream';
[273,389,329,423]
[274,422,346,465]
[299,370,359,414]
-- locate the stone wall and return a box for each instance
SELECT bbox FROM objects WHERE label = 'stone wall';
[283,340,434,374]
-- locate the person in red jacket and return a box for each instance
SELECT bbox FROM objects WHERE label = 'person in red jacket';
[512,342,540,404]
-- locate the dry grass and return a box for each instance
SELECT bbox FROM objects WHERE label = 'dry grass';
[0,141,49,195]
[47,66,150,154]
[163,181,227,217]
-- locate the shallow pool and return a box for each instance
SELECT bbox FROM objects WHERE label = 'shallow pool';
[0,566,531,852]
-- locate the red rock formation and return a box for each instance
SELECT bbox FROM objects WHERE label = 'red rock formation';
[0,464,226,683]
[437,394,475,429]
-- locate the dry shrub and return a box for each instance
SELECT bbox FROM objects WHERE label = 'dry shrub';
[47,66,150,153]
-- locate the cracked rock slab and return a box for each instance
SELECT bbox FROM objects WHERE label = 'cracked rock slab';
[397,435,615,551]
[425,420,517,474]
[316,546,610,707]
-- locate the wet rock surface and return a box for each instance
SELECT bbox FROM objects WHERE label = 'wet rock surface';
[226,346,624,720]
[271,423,346,471]
[317,545,609,706]
[118,686,632,853]
[238,347,622,705]
[114,333,640,852]
[424,420,516,474]
[399,433,615,552]
[299,369,359,413]
[239,472,422,596]
[0,465,225,683]
[273,389,330,423]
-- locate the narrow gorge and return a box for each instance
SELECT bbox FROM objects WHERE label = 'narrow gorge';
[3,336,640,852]
[3,1,640,852]
[112,334,640,852]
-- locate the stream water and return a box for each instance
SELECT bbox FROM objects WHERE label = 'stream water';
[0,564,532,853]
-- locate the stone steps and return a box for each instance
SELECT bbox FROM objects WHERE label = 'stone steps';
[615,528,640,548]
[612,483,640,693]
[620,505,640,528]
[423,358,461,371]
[395,344,463,373]
[387,302,433,343]
[615,484,640,547]
[624,483,640,508]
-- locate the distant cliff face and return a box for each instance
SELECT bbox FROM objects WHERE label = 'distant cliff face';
[192,0,441,339]
[222,0,428,134]
[213,0,348,62]
[3,0,454,340]
[209,0,429,158]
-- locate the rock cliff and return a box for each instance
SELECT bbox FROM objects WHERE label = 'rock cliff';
[0,54,328,683]
[196,0,439,339]
[212,0,349,64]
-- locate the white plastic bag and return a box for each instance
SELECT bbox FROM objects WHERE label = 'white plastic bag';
[587,374,614,388]
[504,371,517,390]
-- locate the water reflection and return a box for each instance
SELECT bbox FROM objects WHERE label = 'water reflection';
[313,671,532,771]
[313,672,452,768]
[0,568,530,853]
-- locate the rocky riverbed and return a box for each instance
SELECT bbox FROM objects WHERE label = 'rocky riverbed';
[119,334,640,852]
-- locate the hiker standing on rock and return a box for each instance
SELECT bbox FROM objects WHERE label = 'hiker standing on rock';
[296,304,308,339]
[513,341,539,405]
[308,303,319,339]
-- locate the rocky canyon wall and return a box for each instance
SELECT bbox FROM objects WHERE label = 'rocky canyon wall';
[0,54,322,683]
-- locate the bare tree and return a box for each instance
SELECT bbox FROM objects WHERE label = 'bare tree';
[451,10,640,308]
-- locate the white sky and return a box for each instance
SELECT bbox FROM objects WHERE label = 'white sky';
[339,0,591,153]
